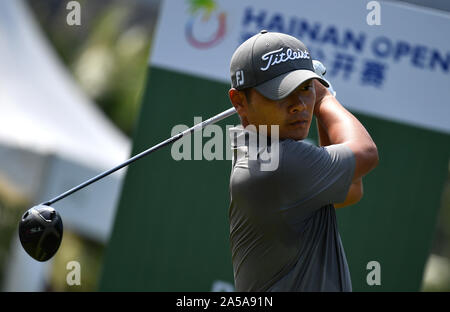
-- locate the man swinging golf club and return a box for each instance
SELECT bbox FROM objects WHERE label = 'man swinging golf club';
[227,30,379,291]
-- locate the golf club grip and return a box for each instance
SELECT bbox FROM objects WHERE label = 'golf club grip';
[43,107,238,206]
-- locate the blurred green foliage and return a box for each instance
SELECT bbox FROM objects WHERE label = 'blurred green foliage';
[27,0,158,137]
[0,195,29,287]
[422,170,450,291]
[48,230,104,291]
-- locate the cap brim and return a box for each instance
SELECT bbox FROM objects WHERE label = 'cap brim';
[254,69,330,101]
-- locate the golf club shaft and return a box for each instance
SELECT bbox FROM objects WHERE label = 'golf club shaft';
[42,107,237,206]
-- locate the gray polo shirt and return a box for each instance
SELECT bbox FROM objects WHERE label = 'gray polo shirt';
[228,126,355,292]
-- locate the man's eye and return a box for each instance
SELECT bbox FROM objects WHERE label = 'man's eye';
[301,85,313,91]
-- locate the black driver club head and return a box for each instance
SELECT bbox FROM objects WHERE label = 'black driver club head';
[18,205,63,262]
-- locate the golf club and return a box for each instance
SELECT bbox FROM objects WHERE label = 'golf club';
[19,60,331,262]
[18,106,237,262]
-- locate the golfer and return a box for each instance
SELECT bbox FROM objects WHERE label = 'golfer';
[227,30,379,291]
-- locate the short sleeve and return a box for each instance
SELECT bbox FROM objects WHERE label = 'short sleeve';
[277,140,355,220]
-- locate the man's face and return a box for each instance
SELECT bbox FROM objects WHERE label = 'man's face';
[243,79,316,141]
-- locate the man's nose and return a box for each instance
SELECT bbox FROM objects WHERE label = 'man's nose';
[288,92,307,114]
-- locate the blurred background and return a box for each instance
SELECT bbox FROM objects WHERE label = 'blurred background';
[0,0,449,291]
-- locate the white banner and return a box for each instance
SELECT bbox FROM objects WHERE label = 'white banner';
[151,0,450,134]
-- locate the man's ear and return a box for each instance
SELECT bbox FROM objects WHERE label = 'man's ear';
[229,88,248,119]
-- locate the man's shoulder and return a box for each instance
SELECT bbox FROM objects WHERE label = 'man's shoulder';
[279,139,327,166]
[281,139,354,164]
[280,138,320,153]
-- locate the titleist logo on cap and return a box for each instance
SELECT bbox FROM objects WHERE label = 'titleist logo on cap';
[260,48,310,71]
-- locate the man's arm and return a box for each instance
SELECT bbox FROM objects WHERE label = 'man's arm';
[316,115,364,208]
[314,80,379,183]
[334,179,363,209]
[316,115,364,209]
[316,115,331,147]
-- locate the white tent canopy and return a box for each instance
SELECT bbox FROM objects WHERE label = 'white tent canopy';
[0,1,130,171]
